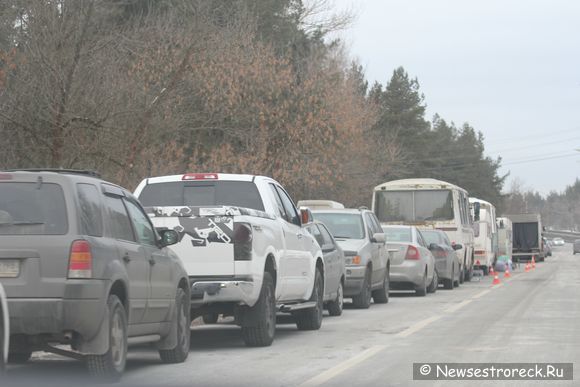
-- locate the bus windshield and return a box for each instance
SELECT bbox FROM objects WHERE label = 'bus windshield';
[375,190,454,223]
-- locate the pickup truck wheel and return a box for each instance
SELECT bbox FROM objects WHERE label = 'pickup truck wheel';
[372,268,389,304]
[327,281,344,316]
[0,315,5,373]
[352,267,372,309]
[415,270,427,297]
[86,295,127,382]
[295,269,324,330]
[159,288,190,364]
[202,313,219,324]
[241,272,276,347]
[427,269,438,293]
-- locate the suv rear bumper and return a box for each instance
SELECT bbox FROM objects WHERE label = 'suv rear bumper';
[190,276,258,307]
[7,280,108,340]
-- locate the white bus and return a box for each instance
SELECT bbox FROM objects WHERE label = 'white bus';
[469,197,498,275]
[372,178,475,282]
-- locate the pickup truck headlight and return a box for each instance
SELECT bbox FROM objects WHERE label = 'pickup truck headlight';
[234,222,253,261]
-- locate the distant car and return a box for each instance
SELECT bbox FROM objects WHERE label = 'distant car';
[0,283,7,375]
[382,225,437,296]
[311,208,390,308]
[542,237,552,257]
[305,221,346,316]
[0,169,190,382]
[573,240,580,255]
[420,229,462,289]
[552,237,565,246]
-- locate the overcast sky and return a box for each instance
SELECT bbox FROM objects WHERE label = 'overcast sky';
[332,0,580,195]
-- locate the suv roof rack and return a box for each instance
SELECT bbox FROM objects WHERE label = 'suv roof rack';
[4,168,101,178]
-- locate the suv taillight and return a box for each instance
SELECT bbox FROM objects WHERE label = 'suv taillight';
[234,223,253,261]
[68,240,92,278]
[405,245,420,260]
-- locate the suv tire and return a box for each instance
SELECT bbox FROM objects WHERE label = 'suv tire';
[241,272,276,347]
[444,267,454,289]
[327,280,344,317]
[159,288,190,363]
[295,269,324,330]
[352,267,372,309]
[372,268,389,304]
[87,295,127,382]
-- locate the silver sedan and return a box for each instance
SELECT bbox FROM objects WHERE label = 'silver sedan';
[382,225,437,296]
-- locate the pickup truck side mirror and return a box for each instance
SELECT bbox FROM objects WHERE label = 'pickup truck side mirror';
[158,229,179,247]
[371,232,386,244]
[300,207,313,225]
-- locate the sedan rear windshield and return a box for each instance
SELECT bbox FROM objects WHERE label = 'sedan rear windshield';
[138,181,265,212]
[0,182,68,235]
[383,227,412,242]
[312,213,365,240]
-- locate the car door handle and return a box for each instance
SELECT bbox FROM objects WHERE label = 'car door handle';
[122,253,131,263]
[296,232,303,239]
[149,257,156,266]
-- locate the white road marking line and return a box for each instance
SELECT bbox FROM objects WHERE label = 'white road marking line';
[299,345,386,387]
[472,289,491,299]
[445,299,473,313]
[395,315,442,338]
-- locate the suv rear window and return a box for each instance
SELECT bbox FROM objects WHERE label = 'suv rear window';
[0,182,68,235]
[138,181,265,211]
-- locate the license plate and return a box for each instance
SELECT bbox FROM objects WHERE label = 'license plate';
[0,259,20,278]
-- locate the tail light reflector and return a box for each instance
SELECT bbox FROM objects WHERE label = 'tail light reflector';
[68,240,92,278]
[405,245,420,260]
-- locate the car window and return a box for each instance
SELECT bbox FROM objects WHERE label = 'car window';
[313,213,365,239]
[363,213,374,239]
[421,230,442,246]
[318,224,335,247]
[123,198,157,246]
[417,230,428,247]
[268,183,286,218]
[77,183,103,237]
[104,195,135,242]
[274,185,300,226]
[0,182,68,235]
[308,224,324,246]
[382,226,412,242]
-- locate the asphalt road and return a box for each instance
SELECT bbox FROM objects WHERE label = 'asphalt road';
[5,245,579,387]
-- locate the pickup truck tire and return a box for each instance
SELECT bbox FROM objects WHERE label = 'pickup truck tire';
[0,313,5,373]
[294,269,324,331]
[327,281,344,316]
[427,269,438,293]
[415,270,427,297]
[352,267,372,309]
[202,313,219,324]
[86,295,127,382]
[372,268,389,304]
[159,288,190,364]
[241,272,276,347]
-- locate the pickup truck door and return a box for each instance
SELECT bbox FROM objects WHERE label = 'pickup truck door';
[269,184,312,300]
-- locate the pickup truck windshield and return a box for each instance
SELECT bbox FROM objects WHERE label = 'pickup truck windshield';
[312,213,365,240]
[0,182,68,235]
[375,190,454,222]
[138,181,265,212]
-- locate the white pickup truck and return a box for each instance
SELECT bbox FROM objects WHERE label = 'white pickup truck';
[134,173,324,347]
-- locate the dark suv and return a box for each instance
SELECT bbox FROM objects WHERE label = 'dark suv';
[0,169,191,381]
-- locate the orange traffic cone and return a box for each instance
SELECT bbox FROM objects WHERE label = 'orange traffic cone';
[525,263,530,272]
[489,266,495,277]
[504,269,511,279]
[532,256,536,269]
[492,275,501,285]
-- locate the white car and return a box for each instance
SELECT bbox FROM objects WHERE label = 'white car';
[552,237,565,247]
[0,283,8,374]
